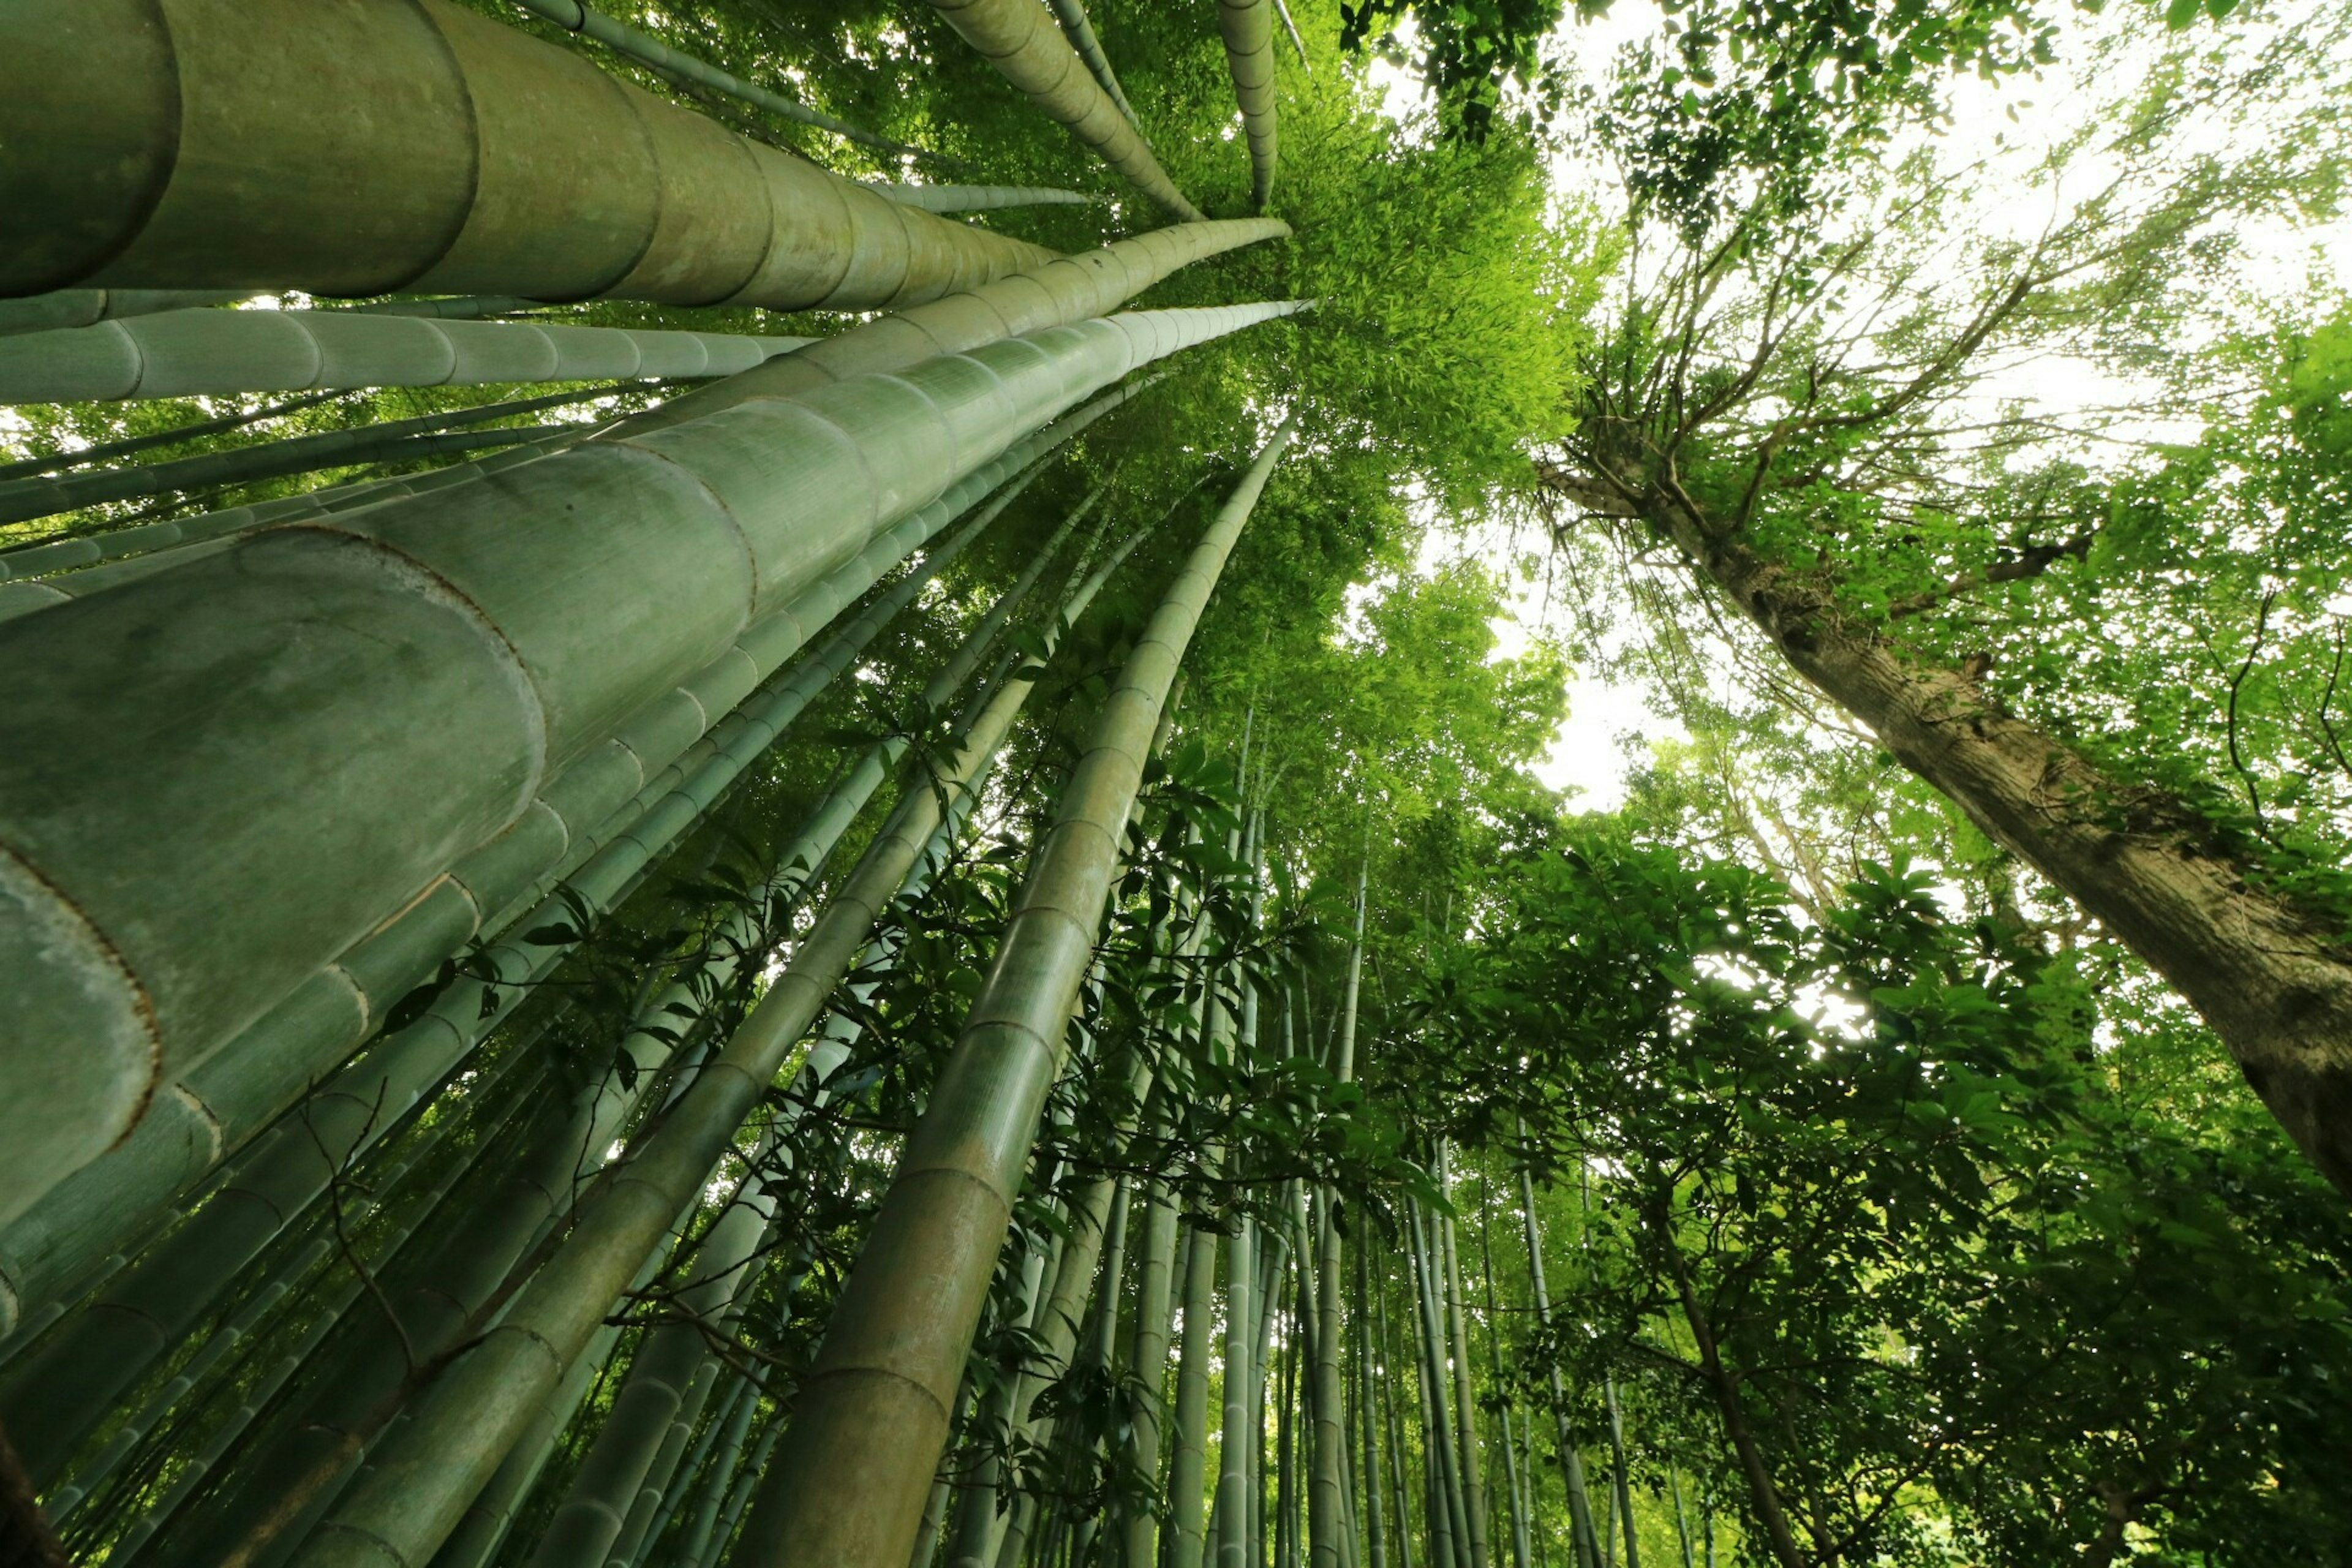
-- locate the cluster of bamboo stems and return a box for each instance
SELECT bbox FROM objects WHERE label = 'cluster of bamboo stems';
[0,2,1472,1566]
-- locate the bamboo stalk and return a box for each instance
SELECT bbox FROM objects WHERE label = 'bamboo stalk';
[1043,0,1138,123]
[865,183,1101,214]
[925,0,1205,220]
[0,0,1047,305]
[0,390,343,481]
[1512,1152,1602,1568]
[0,496,1005,1450]
[0,309,810,404]
[1308,865,1367,1568]
[503,0,935,162]
[1216,1,1280,211]
[0,290,249,338]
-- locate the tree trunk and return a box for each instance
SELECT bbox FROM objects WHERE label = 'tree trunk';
[1576,472,2352,1199]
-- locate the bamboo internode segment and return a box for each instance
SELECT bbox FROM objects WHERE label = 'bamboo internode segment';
[0,310,811,404]
[927,0,1207,221]
[0,0,1050,308]
[1218,0,1281,211]
[743,417,1300,1568]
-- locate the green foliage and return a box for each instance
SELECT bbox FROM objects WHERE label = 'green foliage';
[1408,826,2352,1559]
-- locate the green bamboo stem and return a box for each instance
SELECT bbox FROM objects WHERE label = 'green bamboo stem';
[943,1226,1060,1568]
[0,488,1019,1428]
[736,421,1298,1568]
[620,219,1289,436]
[0,309,809,404]
[1270,0,1310,69]
[1374,1277,1414,1568]
[1169,1211,1221,1568]
[0,432,579,596]
[1117,1161,1183,1568]
[1434,1157,1492,1568]
[0,0,1047,305]
[39,1072,493,1528]
[1409,1205,1467,1568]
[1354,1251,1388,1568]
[344,298,547,320]
[0,388,1137,1342]
[281,494,1145,1568]
[526,1175,777,1568]
[973,1050,1156,1568]
[698,1420,780,1568]
[636,1373,755,1568]
[503,0,933,162]
[1216,0,1280,211]
[1477,1207,1533,1568]
[425,1249,671,1568]
[0,298,1294,1229]
[4,422,560,532]
[924,0,1205,220]
[1309,866,1367,1568]
[0,390,344,481]
[98,1071,537,1568]
[610,1373,728,1568]
[141,1013,684,1568]
[1600,1377,1637,1568]
[1575,1168,1637,1568]
[1513,1153,1602,1568]
[1,1007,565,1491]
[1042,0,1137,123]
[1666,1471,1694,1568]
[864,183,1100,214]
[1218,1219,1262,1568]
[0,380,624,528]
[668,1376,760,1568]
[0,290,249,338]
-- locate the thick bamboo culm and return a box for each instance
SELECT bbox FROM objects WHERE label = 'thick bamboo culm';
[0,0,1049,307]
[925,0,1205,221]
[0,308,810,404]
[0,298,1299,1231]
